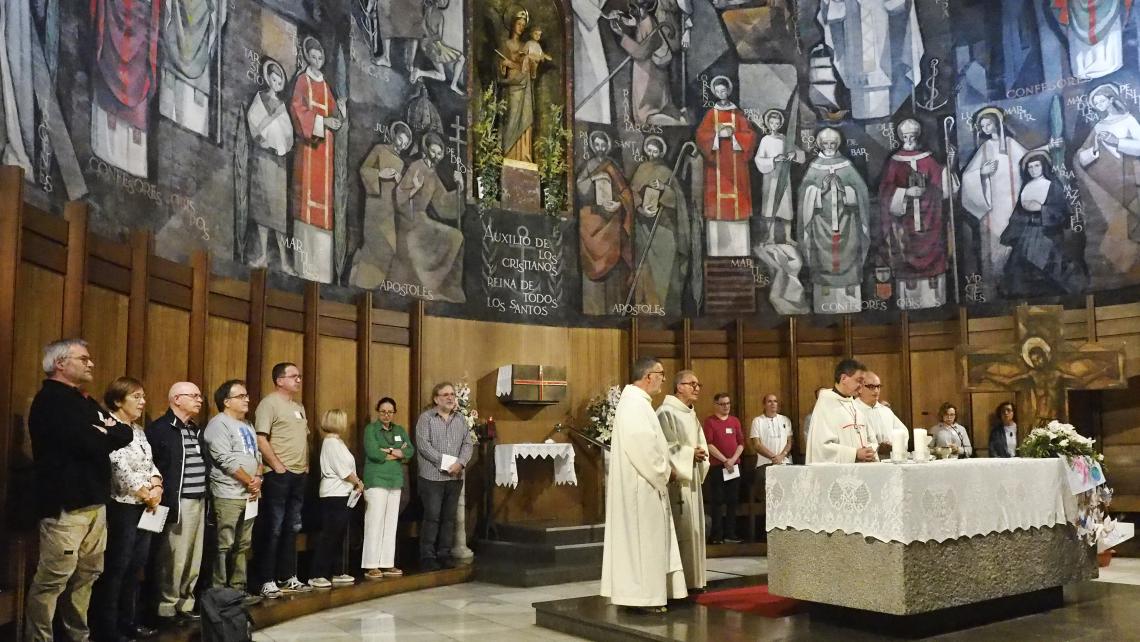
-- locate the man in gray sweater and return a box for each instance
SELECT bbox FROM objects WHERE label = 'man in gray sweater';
[204,380,263,598]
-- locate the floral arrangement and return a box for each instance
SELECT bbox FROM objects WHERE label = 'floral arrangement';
[1017,420,1105,465]
[535,104,571,216]
[472,86,506,214]
[455,382,483,444]
[584,385,621,445]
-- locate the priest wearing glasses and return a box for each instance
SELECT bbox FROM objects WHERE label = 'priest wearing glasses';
[805,359,878,464]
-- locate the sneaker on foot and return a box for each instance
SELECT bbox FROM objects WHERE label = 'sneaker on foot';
[280,576,313,592]
[331,574,356,585]
[260,581,282,599]
[381,567,404,577]
[308,577,332,589]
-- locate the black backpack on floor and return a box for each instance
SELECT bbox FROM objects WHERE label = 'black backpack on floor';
[200,587,253,642]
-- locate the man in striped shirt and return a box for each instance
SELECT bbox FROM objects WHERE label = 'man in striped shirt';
[147,382,209,624]
[415,382,474,571]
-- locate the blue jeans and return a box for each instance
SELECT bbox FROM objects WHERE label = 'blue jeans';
[254,471,306,583]
[418,478,462,562]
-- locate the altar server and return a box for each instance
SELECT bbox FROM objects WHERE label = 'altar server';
[806,359,877,464]
[602,357,688,612]
[657,370,710,590]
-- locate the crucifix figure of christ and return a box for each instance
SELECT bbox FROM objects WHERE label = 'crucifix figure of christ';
[961,305,1126,435]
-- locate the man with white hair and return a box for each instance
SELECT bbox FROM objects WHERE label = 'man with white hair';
[854,371,906,458]
[146,381,209,624]
[798,127,871,314]
[878,118,955,310]
[25,339,132,642]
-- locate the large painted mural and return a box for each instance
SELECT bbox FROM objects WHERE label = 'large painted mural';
[5,0,1140,326]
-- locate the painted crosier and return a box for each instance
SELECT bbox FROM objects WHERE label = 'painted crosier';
[289,36,345,284]
[629,136,694,315]
[877,118,956,310]
[798,127,871,314]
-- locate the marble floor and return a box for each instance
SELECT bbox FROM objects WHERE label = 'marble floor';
[257,555,1131,641]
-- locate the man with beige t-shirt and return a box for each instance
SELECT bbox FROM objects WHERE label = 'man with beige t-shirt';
[252,362,312,598]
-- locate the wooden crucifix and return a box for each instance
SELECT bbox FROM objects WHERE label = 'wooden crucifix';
[960,305,1126,435]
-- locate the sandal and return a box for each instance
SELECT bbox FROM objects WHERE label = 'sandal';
[364,569,385,580]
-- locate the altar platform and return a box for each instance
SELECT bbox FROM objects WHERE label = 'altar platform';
[533,578,1140,640]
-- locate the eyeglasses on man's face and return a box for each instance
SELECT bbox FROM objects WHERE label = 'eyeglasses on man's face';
[648,369,666,378]
[226,393,250,401]
[863,383,882,390]
[176,393,204,401]
[716,401,731,406]
[678,381,701,388]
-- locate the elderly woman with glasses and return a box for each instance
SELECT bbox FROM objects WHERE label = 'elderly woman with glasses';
[932,402,972,458]
[362,397,415,579]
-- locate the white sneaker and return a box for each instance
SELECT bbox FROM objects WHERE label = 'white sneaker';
[331,574,356,585]
[280,576,313,593]
[260,581,282,599]
[308,577,332,589]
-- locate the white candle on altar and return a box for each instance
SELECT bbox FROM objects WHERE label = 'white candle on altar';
[891,427,909,462]
[913,428,928,461]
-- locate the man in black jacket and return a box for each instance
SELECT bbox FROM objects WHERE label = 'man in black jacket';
[25,339,132,642]
[147,381,209,624]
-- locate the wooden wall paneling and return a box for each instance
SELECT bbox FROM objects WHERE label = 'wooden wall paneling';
[143,304,190,420]
[303,283,320,451]
[19,208,66,272]
[843,315,854,356]
[262,329,304,394]
[691,358,733,421]
[12,265,64,420]
[568,326,625,521]
[61,202,88,337]
[81,286,129,400]
[369,343,411,429]
[188,251,209,422]
[957,306,972,430]
[742,357,791,421]
[245,269,267,403]
[787,318,799,449]
[682,318,692,368]
[204,316,248,408]
[409,300,423,411]
[898,313,913,427]
[0,166,24,526]
[734,320,746,422]
[1100,376,1140,508]
[356,293,372,456]
[909,350,961,430]
[317,336,357,448]
[856,353,903,414]
[629,317,639,366]
[970,391,1009,457]
[126,231,152,379]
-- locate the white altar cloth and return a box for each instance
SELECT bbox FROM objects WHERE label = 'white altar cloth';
[766,458,1077,544]
[494,443,577,488]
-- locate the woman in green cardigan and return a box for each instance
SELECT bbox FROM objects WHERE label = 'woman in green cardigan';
[362,397,414,579]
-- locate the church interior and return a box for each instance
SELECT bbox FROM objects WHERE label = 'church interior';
[6,0,1140,640]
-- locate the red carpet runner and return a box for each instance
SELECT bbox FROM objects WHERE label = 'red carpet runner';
[694,584,802,617]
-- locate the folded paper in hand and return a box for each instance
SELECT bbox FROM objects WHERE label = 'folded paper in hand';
[347,490,362,508]
[245,499,259,520]
[440,454,458,472]
[722,466,741,482]
[137,505,170,533]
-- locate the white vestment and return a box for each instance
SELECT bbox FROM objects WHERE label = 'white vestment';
[855,398,906,445]
[656,395,709,590]
[961,135,1027,278]
[602,385,688,606]
[754,133,804,223]
[572,0,612,123]
[806,388,875,464]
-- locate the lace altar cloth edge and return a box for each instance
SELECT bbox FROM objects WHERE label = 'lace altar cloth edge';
[765,458,1077,545]
[494,443,578,488]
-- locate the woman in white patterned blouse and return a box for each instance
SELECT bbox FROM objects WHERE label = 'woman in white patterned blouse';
[91,377,163,641]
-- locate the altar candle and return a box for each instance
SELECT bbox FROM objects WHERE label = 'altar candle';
[914,428,928,461]
[891,427,909,462]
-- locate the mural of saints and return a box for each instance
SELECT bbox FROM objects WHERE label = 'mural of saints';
[798,127,871,314]
[878,118,955,310]
[578,131,634,316]
[816,0,924,120]
[1049,0,1127,80]
[244,59,294,274]
[159,0,226,136]
[289,36,345,284]
[611,0,687,126]
[351,122,412,289]
[572,0,613,123]
[1075,83,1140,285]
[411,0,466,95]
[753,109,804,246]
[696,76,758,257]
[1000,152,1083,297]
[630,136,692,315]
[960,107,1026,287]
[89,0,161,177]
[389,132,466,302]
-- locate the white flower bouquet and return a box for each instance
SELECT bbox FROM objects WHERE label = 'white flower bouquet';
[584,385,621,445]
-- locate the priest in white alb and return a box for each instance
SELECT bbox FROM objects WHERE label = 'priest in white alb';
[656,369,710,591]
[806,359,878,464]
[854,371,907,458]
[602,357,688,612]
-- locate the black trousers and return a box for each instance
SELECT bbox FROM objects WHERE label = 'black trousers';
[253,470,307,583]
[91,501,151,640]
[417,478,462,562]
[703,468,741,541]
[309,496,354,579]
